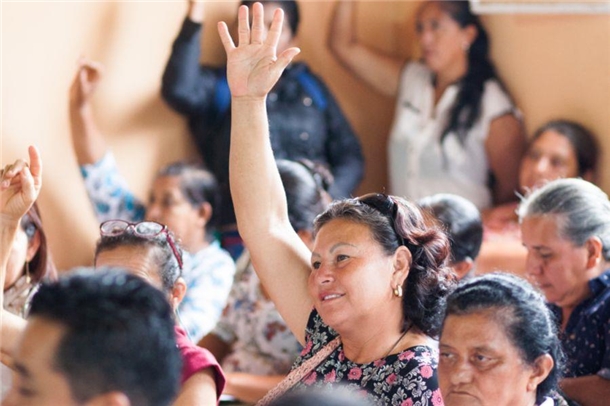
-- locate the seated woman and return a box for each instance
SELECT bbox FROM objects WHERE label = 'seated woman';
[219,4,454,403]
[69,60,235,342]
[199,159,330,403]
[0,148,225,405]
[1,148,56,397]
[439,273,562,406]
[329,1,525,209]
[519,178,610,406]
[477,120,599,276]
[419,193,483,280]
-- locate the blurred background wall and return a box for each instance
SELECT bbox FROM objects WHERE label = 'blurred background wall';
[2,0,609,270]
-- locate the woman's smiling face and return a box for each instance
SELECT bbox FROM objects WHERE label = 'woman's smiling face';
[308,218,397,334]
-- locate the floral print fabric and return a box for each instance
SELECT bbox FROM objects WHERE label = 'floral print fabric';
[291,310,443,405]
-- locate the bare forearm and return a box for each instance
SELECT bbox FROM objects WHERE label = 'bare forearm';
[69,103,107,166]
[560,375,610,406]
[0,218,20,298]
[224,372,285,403]
[187,1,205,23]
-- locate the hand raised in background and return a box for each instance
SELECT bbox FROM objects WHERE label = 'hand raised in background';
[69,58,104,110]
[0,145,42,224]
[217,2,300,100]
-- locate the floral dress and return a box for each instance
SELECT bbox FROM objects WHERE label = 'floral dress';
[291,310,443,406]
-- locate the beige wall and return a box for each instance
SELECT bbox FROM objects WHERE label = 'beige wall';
[2,1,609,270]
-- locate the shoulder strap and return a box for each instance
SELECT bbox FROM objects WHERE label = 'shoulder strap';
[296,68,328,111]
[256,336,341,405]
[213,70,231,116]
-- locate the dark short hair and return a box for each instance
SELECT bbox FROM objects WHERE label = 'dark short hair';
[530,119,599,179]
[277,159,331,232]
[20,201,57,283]
[28,269,181,406]
[418,194,483,264]
[94,230,183,292]
[157,161,220,231]
[314,195,455,337]
[443,273,563,404]
[241,0,300,36]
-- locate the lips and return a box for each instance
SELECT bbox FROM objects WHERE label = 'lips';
[319,292,345,302]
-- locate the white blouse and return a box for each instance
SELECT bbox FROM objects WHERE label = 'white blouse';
[388,61,517,209]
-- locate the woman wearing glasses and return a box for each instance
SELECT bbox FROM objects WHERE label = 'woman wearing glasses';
[69,59,235,343]
[220,4,454,403]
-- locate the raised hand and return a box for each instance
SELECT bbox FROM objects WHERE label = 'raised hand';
[217,2,300,100]
[0,146,42,223]
[69,58,104,110]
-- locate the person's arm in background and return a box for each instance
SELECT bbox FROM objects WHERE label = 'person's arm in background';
[328,1,404,98]
[69,60,146,223]
[0,147,42,368]
[321,82,364,198]
[161,0,219,116]
[485,114,527,205]
[560,375,610,406]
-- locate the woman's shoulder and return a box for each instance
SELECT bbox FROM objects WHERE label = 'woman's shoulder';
[480,79,518,118]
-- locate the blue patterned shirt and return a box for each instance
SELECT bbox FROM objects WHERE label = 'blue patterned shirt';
[81,152,236,342]
[551,270,610,380]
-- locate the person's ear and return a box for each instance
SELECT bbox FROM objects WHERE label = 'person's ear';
[526,354,554,393]
[84,391,130,406]
[25,229,41,262]
[170,277,187,309]
[392,246,412,286]
[451,258,474,280]
[463,24,478,49]
[198,202,213,227]
[585,236,603,271]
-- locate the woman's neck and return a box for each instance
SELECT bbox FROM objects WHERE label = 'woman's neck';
[434,60,468,102]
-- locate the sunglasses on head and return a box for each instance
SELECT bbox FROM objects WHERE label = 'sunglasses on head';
[357,193,406,246]
[99,220,184,270]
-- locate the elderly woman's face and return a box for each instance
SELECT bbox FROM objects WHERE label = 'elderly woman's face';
[521,215,593,309]
[519,130,580,192]
[439,311,540,406]
[308,218,396,333]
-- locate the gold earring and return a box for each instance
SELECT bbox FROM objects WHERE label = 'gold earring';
[393,285,403,298]
[25,261,31,284]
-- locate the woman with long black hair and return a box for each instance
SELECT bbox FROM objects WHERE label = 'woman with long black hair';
[329,0,526,210]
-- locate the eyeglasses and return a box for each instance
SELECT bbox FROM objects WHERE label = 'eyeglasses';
[357,193,406,246]
[99,220,183,269]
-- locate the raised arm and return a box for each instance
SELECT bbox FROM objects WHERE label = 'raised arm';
[0,146,42,367]
[328,1,404,97]
[219,3,311,344]
[69,59,107,166]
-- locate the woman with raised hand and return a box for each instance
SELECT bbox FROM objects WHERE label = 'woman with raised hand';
[329,1,525,210]
[219,3,454,403]
[519,178,610,406]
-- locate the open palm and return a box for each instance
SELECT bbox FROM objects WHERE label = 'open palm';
[217,2,300,99]
[0,146,42,222]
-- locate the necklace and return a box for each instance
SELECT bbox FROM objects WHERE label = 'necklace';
[360,328,409,387]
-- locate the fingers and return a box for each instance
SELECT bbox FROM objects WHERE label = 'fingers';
[250,2,265,44]
[237,4,250,46]
[264,7,284,49]
[28,145,42,190]
[275,47,301,75]
[217,21,235,52]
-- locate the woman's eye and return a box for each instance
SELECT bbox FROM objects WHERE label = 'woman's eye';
[336,254,349,262]
[472,354,493,365]
[311,261,321,270]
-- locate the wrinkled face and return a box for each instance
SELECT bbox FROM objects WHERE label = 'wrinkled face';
[519,130,580,192]
[416,2,473,74]
[439,311,538,406]
[95,245,164,291]
[3,317,79,406]
[521,216,592,308]
[146,175,204,250]
[308,219,396,333]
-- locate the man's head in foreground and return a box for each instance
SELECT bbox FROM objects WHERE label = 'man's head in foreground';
[3,269,181,406]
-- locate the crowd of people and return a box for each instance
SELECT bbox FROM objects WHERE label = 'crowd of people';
[1,1,607,405]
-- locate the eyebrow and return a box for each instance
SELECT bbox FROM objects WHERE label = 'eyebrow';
[312,242,357,258]
[14,361,31,379]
